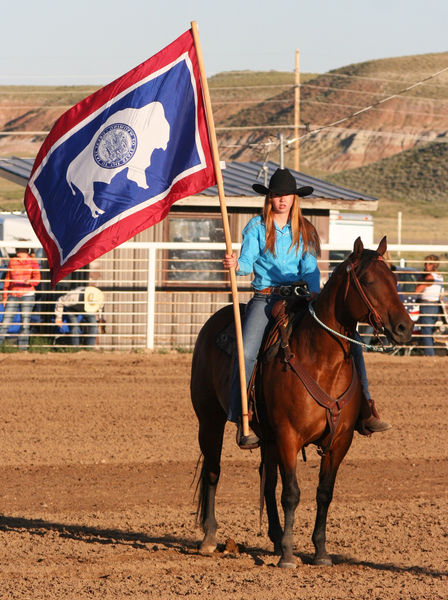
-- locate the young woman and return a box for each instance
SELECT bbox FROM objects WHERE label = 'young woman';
[415,255,445,356]
[223,168,390,448]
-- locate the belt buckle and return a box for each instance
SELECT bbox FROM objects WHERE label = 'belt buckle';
[278,286,291,297]
[293,282,310,297]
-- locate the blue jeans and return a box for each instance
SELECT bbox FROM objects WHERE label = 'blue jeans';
[228,292,281,423]
[65,312,98,346]
[419,301,441,356]
[352,332,370,399]
[0,294,35,349]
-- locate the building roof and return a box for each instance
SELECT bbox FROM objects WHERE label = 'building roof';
[0,156,377,211]
[182,160,378,211]
[0,156,34,187]
[201,160,377,202]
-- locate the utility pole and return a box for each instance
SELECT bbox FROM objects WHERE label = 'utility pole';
[294,49,300,171]
[278,132,284,168]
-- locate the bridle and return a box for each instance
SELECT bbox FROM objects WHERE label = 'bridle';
[309,254,396,353]
[344,257,385,332]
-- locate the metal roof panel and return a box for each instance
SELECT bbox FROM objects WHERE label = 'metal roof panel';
[0,156,377,203]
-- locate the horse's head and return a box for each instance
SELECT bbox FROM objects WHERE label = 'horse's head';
[339,236,413,345]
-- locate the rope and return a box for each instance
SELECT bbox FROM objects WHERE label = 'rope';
[308,302,393,353]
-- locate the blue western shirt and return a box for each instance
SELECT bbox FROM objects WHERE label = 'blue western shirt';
[236,215,320,293]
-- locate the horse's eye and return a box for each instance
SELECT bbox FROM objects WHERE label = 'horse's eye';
[361,276,374,286]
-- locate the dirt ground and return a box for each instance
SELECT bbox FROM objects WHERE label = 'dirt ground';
[0,351,446,599]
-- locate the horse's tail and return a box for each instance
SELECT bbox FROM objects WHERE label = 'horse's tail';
[259,449,266,532]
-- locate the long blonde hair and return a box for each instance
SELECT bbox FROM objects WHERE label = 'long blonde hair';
[262,194,321,258]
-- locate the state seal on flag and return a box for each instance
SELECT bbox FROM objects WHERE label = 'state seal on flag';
[93,123,138,169]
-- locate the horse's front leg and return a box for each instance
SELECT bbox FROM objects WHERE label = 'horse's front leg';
[260,441,282,554]
[278,446,300,568]
[312,431,353,565]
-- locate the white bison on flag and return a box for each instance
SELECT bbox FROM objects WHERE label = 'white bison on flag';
[66,102,170,218]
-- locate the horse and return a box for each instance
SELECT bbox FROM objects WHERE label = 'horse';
[190,236,413,568]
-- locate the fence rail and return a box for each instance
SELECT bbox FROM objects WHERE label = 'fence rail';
[0,241,447,354]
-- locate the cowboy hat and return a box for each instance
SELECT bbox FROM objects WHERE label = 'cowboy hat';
[252,168,313,197]
[84,286,104,313]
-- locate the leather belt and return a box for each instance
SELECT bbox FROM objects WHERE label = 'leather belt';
[257,285,295,297]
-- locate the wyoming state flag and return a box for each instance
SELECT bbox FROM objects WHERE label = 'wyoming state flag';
[24,29,216,285]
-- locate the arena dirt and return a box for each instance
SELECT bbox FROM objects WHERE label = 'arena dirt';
[0,352,446,599]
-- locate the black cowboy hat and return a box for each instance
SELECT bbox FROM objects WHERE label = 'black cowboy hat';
[252,168,313,197]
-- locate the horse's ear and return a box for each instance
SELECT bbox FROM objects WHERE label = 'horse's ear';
[376,236,387,256]
[353,237,364,259]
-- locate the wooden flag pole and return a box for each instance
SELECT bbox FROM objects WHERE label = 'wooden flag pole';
[191,21,250,438]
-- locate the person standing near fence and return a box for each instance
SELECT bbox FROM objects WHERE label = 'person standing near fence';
[54,286,104,347]
[0,248,41,350]
[415,255,444,356]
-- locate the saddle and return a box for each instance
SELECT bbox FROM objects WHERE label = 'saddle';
[215,294,309,429]
[215,295,308,360]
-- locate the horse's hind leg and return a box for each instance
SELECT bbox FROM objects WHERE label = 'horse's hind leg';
[197,416,226,555]
[261,441,283,554]
[312,433,353,565]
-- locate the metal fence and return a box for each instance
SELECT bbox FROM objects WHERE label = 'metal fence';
[0,241,447,354]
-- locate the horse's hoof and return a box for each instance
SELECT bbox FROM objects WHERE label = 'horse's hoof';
[277,559,296,569]
[199,543,216,556]
[313,555,333,566]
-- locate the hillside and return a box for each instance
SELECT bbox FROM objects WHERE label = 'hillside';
[328,140,448,212]
[217,52,448,172]
[326,140,448,244]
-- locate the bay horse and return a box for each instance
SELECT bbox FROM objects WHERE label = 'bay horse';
[190,237,413,567]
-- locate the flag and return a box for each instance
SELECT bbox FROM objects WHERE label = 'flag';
[24,29,216,286]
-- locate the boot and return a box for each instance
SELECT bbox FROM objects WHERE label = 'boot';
[236,421,260,449]
[357,396,392,436]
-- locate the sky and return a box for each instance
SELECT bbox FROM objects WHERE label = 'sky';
[1,0,448,85]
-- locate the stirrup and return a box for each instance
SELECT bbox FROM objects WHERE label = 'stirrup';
[236,423,260,450]
[357,415,392,436]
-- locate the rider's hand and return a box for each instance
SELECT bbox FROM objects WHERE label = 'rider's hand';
[222,253,239,271]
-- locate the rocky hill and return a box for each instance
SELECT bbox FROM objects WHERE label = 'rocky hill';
[216,52,448,173]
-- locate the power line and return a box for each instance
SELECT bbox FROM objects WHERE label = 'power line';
[317,70,448,89]
[299,82,448,104]
[218,124,448,151]
[216,65,448,152]
[301,99,448,118]
[285,65,448,147]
